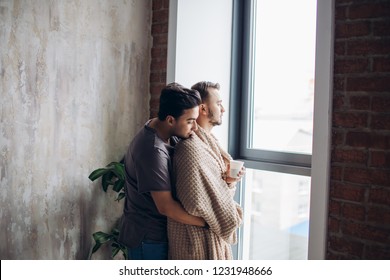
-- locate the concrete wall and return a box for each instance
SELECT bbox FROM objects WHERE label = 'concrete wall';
[0,0,152,259]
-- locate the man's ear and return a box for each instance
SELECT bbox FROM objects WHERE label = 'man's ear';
[166,115,175,125]
[200,104,207,114]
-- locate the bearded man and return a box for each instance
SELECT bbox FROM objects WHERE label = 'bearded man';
[168,81,245,260]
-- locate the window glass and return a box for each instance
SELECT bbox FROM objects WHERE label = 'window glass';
[251,0,317,154]
[242,169,311,259]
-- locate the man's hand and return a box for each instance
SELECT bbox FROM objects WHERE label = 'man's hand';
[151,191,206,227]
[225,163,246,184]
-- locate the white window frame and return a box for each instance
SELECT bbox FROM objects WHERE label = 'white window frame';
[307,0,334,259]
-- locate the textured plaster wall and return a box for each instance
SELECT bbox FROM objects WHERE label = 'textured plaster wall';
[0,0,151,259]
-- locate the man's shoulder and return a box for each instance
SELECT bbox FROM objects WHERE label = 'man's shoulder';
[130,127,153,149]
[175,134,203,157]
[177,134,199,148]
[129,127,167,158]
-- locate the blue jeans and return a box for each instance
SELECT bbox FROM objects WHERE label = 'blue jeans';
[127,240,168,260]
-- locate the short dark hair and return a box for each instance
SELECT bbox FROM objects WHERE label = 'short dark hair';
[157,83,201,121]
[191,81,220,102]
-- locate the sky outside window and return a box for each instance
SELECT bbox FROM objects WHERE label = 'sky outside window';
[251,0,317,155]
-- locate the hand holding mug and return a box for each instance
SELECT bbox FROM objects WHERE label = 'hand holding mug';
[225,160,245,184]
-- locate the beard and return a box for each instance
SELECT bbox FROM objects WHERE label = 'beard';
[208,110,222,126]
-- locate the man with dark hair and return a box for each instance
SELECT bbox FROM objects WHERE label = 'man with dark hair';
[119,82,207,260]
[168,81,244,260]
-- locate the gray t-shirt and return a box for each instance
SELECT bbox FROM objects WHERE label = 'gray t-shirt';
[119,121,179,248]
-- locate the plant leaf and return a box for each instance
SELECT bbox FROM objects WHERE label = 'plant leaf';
[116,163,125,177]
[116,192,125,201]
[122,248,128,260]
[112,165,125,181]
[102,172,115,192]
[89,168,110,181]
[90,228,127,258]
[106,162,124,177]
[113,179,125,193]
[92,231,113,244]
[92,242,102,254]
[111,246,120,258]
[111,228,120,236]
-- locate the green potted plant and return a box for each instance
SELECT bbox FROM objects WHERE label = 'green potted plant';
[88,161,127,259]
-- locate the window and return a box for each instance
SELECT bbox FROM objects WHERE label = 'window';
[230,0,333,260]
[240,169,311,259]
[168,0,333,260]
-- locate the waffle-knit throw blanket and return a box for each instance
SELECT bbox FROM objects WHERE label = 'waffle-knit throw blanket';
[168,127,243,260]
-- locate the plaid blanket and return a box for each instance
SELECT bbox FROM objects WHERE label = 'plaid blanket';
[168,127,243,260]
